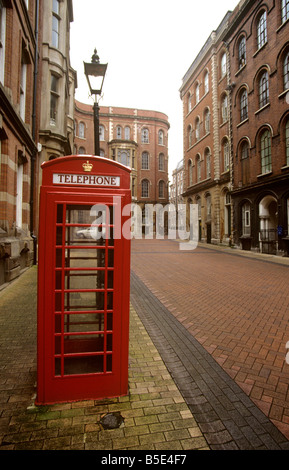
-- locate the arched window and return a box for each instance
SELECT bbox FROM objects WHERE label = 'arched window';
[204,108,210,134]
[284,51,289,91]
[204,72,209,94]
[195,83,200,104]
[196,155,201,182]
[124,126,130,140]
[159,180,165,198]
[142,151,149,169]
[158,130,164,145]
[79,122,85,139]
[188,125,192,148]
[159,153,165,171]
[195,117,200,141]
[99,125,105,141]
[240,89,248,121]
[238,36,246,68]
[205,148,211,178]
[78,147,85,155]
[221,52,227,77]
[240,140,250,185]
[187,92,192,113]
[223,139,230,172]
[281,0,289,24]
[260,129,272,174]
[286,119,289,166]
[221,94,228,123]
[257,11,267,49]
[116,125,122,139]
[141,179,149,198]
[188,160,193,186]
[141,128,149,143]
[259,71,269,108]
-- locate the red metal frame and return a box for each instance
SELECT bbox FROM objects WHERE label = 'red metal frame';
[36,156,131,404]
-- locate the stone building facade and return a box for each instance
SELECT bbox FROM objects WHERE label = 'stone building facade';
[74,101,170,232]
[180,12,233,245]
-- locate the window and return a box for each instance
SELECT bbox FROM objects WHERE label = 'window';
[221,52,227,77]
[260,129,272,174]
[141,179,149,198]
[20,58,27,121]
[99,125,105,141]
[206,194,211,219]
[259,71,269,108]
[196,155,201,182]
[241,141,250,185]
[0,1,6,84]
[284,52,289,91]
[159,180,165,198]
[195,83,200,104]
[50,74,59,124]
[188,125,192,148]
[16,160,24,228]
[195,117,200,141]
[159,153,165,171]
[52,0,60,48]
[141,128,149,143]
[242,203,251,236]
[285,119,289,166]
[158,130,164,145]
[240,89,248,121]
[223,139,230,172]
[204,109,210,134]
[205,149,211,178]
[118,149,130,167]
[125,126,130,140]
[257,11,267,49]
[187,92,192,113]
[281,0,289,23]
[116,126,122,139]
[188,160,193,186]
[238,36,246,68]
[142,152,149,169]
[221,94,228,123]
[79,122,85,139]
[204,72,209,94]
[78,147,85,155]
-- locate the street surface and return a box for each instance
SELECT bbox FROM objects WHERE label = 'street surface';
[130,238,289,439]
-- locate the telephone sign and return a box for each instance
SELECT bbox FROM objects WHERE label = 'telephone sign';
[36,156,131,405]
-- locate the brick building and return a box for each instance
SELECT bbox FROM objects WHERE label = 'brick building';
[180,12,233,245]
[224,0,289,255]
[0,0,76,287]
[180,0,289,255]
[0,0,43,286]
[74,101,170,231]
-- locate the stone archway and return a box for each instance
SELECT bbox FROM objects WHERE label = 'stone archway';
[259,195,278,254]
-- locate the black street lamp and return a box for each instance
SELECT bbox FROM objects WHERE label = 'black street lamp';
[84,49,108,156]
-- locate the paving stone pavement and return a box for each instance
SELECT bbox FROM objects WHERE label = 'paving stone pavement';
[0,266,208,451]
[130,238,289,450]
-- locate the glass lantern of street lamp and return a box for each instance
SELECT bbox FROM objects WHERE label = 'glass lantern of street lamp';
[84,49,108,98]
[83,49,108,156]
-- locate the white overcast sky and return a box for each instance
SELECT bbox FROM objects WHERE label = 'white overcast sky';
[70,0,240,176]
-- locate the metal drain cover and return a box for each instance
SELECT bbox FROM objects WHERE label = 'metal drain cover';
[100,412,124,429]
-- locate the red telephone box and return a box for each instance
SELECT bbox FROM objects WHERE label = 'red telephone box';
[36,156,131,405]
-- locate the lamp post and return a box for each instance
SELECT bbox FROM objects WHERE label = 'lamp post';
[84,49,108,156]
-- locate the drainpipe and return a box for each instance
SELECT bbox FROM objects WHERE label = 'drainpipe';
[30,0,39,265]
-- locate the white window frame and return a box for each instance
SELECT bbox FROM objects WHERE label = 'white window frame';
[20,61,27,121]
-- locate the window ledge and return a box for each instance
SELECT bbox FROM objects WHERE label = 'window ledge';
[255,102,270,115]
[278,89,289,99]
[276,18,289,34]
[253,41,268,58]
[281,164,289,171]
[257,171,272,178]
[237,118,249,128]
[235,63,246,77]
